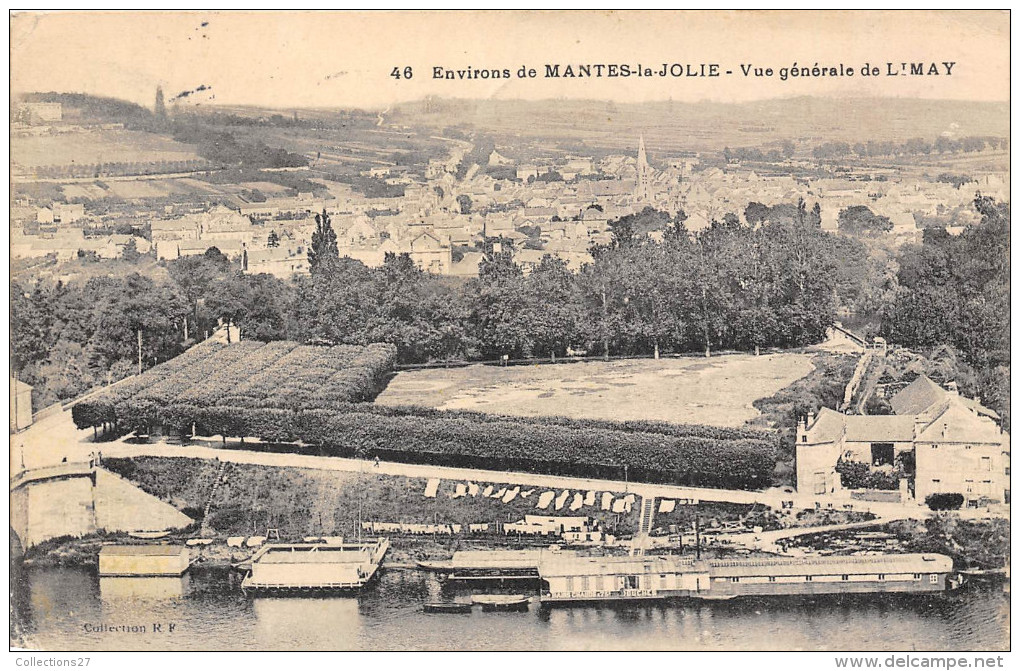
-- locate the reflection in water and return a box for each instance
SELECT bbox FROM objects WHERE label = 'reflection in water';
[100,576,189,601]
[12,566,1010,651]
[253,597,361,651]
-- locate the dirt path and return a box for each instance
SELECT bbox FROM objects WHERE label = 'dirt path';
[97,438,932,521]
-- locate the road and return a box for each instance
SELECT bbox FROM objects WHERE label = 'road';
[94,435,925,520]
[16,410,999,525]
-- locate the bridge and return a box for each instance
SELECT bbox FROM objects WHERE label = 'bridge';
[10,461,193,551]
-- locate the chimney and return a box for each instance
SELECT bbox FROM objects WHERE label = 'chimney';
[942,423,949,439]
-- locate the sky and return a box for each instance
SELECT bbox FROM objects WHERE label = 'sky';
[10,10,1011,111]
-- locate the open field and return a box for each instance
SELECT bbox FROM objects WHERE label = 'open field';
[376,353,816,427]
[12,129,202,167]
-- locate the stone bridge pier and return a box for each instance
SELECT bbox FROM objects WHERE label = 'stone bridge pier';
[10,463,193,550]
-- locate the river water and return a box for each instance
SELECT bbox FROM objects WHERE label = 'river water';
[12,566,1009,651]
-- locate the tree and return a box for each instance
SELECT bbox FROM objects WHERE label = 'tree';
[882,196,1010,425]
[308,210,339,273]
[154,86,167,122]
[469,245,534,359]
[525,256,583,359]
[121,237,141,262]
[204,273,253,343]
[10,283,52,374]
[89,273,188,371]
[456,194,472,215]
[167,251,231,338]
[267,230,280,248]
[838,206,893,236]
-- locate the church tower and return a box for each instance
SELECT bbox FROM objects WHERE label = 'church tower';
[636,135,650,201]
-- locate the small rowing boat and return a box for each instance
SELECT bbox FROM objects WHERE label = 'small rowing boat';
[127,530,170,540]
[424,602,473,614]
[472,594,530,612]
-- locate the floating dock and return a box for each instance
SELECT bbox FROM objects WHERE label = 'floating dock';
[240,538,389,593]
[98,545,191,577]
[537,552,956,603]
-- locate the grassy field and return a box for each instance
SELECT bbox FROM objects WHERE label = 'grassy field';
[12,129,202,167]
[376,354,816,427]
[102,456,800,542]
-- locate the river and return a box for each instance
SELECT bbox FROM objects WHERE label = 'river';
[11,566,1009,651]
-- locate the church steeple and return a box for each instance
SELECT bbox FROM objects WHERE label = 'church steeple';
[636,135,650,201]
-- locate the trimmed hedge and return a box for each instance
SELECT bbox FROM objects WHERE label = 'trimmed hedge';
[360,403,773,442]
[189,406,777,491]
[71,341,398,431]
[925,493,964,511]
[71,340,227,429]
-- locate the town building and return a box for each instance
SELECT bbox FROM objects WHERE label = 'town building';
[408,232,452,274]
[796,375,1009,507]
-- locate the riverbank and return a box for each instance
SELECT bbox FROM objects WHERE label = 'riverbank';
[786,516,1010,571]
[22,456,873,569]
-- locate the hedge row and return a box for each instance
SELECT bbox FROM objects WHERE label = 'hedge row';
[215,344,395,410]
[173,341,299,407]
[71,341,397,431]
[366,403,773,442]
[71,340,228,428]
[189,406,777,490]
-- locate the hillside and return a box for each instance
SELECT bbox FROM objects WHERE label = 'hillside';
[18,91,153,125]
[387,96,1010,152]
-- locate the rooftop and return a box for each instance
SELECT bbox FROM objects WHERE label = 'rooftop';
[99,545,188,556]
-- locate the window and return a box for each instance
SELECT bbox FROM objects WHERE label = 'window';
[841,575,849,581]
[878,574,885,581]
[805,576,813,582]
[871,443,895,467]
[565,577,574,592]
[580,576,590,592]
[913,574,922,580]
[932,444,939,450]
[768,576,776,583]
[930,574,939,584]
[594,576,604,591]
[802,435,808,443]
[982,457,992,472]
[730,577,740,583]
[965,479,974,493]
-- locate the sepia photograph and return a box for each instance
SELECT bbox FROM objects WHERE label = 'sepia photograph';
[8,9,1011,657]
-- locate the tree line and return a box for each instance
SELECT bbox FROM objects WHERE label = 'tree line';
[11,199,1008,427]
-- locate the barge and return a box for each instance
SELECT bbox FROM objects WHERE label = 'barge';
[240,538,389,593]
[538,552,957,604]
[417,548,577,581]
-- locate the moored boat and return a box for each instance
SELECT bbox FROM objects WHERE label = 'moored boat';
[127,530,171,540]
[424,602,473,614]
[472,594,531,612]
[538,552,957,605]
